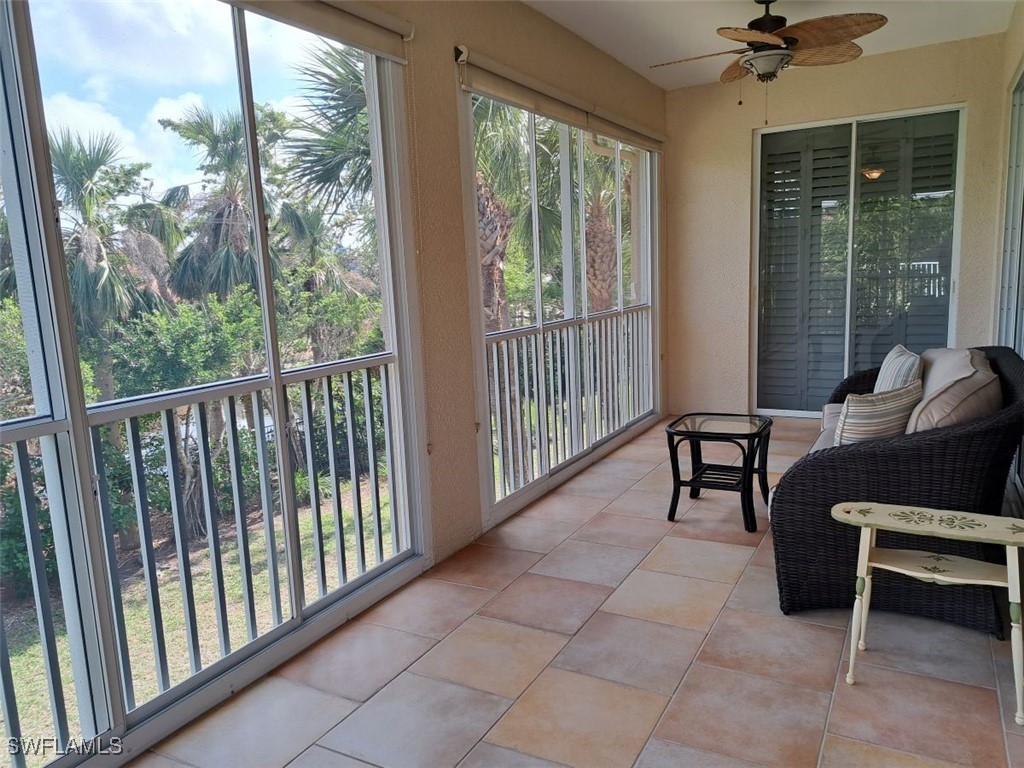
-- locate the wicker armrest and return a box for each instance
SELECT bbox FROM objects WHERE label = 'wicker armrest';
[827,367,881,404]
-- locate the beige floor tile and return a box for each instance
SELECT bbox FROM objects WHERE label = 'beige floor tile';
[608,443,671,463]
[427,544,542,591]
[655,663,831,768]
[640,536,753,584]
[486,668,667,768]
[129,754,196,768]
[459,742,568,767]
[156,677,357,768]
[829,662,1006,766]
[603,489,676,520]
[552,611,703,695]
[669,497,767,546]
[555,470,638,500]
[818,735,962,767]
[359,578,496,639]
[411,616,567,698]
[287,745,374,767]
[587,457,662,480]
[319,672,511,768]
[842,611,996,689]
[274,620,435,702]
[634,739,766,768]
[517,493,610,525]
[726,564,849,629]
[477,517,581,554]
[530,538,646,587]
[479,573,612,635]
[631,462,681,495]
[571,512,673,552]
[749,532,775,568]
[1008,733,1024,768]
[601,570,732,631]
[995,651,1024,737]
[697,608,845,691]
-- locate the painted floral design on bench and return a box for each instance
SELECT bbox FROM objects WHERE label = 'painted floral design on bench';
[889,509,936,526]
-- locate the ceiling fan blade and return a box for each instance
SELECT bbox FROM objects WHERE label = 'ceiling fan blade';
[649,48,748,68]
[789,41,862,67]
[717,27,785,47]
[720,58,750,84]
[778,14,887,51]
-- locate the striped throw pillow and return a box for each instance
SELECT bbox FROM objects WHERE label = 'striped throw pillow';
[834,380,923,446]
[874,344,922,392]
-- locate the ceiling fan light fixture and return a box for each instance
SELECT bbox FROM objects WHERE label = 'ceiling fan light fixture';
[860,166,885,181]
[739,49,793,82]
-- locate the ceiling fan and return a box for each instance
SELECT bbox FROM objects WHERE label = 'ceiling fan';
[651,0,887,84]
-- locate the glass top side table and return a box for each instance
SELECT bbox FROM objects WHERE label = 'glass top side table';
[665,412,773,533]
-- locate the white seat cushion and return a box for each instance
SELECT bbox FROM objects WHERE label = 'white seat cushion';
[821,402,843,433]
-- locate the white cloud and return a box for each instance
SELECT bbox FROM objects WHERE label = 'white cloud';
[30,0,236,88]
[43,92,138,151]
[42,91,207,198]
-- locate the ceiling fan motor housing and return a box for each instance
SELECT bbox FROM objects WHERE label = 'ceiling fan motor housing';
[750,0,786,34]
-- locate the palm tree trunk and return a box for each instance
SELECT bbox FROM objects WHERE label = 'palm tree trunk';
[586,201,617,313]
[476,173,510,333]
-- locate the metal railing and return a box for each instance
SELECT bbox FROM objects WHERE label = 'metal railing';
[486,306,653,500]
[0,358,406,760]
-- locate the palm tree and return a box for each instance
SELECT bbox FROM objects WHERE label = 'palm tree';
[160,106,287,301]
[582,135,619,313]
[49,130,172,402]
[287,44,374,210]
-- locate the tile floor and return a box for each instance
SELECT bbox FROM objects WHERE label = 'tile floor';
[130,418,1024,768]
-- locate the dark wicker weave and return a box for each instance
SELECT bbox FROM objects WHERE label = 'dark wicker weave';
[771,346,1024,636]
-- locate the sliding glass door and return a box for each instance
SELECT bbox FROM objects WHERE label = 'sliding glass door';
[757,110,960,412]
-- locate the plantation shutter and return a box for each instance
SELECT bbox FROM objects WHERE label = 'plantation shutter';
[850,111,958,371]
[758,124,851,411]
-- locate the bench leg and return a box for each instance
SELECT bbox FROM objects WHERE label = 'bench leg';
[858,530,876,652]
[846,528,873,685]
[1008,546,1024,726]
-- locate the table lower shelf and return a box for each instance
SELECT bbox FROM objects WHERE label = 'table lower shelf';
[869,548,1009,588]
[684,463,743,492]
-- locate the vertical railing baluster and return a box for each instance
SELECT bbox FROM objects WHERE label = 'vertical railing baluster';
[380,365,399,555]
[322,377,349,586]
[126,417,170,692]
[300,380,327,600]
[364,368,385,567]
[547,331,558,467]
[90,426,135,710]
[518,337,533,483]
[195,402,231,658]
[490,341,506,498]
[162,409,201,674]
[13,441,69,746]
[534,331,548,476]
[251,392,283,626]
[0,616,26,768]
[503,341,520,492]
[344,371,367,576]
[224,397,257,642]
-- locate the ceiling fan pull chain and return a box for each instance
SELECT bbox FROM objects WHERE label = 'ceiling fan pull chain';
[764,81,769,126]
[738,77,743,106]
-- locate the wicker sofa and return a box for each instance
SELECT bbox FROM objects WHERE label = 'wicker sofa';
[771,345,1024,636]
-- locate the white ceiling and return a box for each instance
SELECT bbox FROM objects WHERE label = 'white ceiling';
[526,0,1018,90]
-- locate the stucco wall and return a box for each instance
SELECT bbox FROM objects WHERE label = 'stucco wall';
[362,1,666,560]
[663,33,1009,415]
[1005,1,1024,88]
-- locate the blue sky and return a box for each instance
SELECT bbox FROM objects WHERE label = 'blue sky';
[29,0,322,196]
